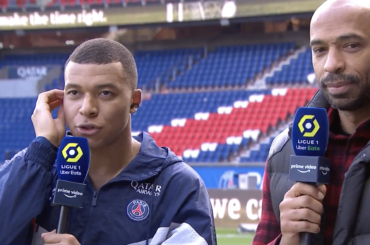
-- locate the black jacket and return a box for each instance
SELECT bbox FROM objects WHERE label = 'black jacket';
[267,89,370,245]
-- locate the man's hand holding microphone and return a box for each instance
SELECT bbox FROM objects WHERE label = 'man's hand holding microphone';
[280,183,327,245]
[41,230,80,245]
[280,107,331,245]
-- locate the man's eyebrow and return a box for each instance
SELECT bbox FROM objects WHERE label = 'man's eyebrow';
[336,33,365,42]
[310,39,325,47]
[64,83,121,90]
[310,33,365,47]
[64,83,81,89]
[94,83,121,90]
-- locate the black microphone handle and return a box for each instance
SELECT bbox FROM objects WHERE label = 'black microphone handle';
[300,232,311,245]
[57,205,71,234]
[300,181,316,245]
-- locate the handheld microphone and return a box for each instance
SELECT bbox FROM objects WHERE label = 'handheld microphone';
[52,136,90,234]
[289,107,330,245]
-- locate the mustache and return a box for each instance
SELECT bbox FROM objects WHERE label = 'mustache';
[320,73,360,86]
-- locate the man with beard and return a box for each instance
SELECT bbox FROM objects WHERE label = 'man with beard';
[253,0,370,244]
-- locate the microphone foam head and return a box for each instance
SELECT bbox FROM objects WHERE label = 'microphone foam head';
[291,107,329,157]
[56,137,90,183]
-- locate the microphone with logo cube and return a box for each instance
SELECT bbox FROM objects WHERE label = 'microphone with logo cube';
[289,107,330,245]
[52,136,90,234]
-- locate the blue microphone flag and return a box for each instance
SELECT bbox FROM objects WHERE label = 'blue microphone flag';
[291,107,329,157]
[53,136,90,233]
[56,136,90,184]
[290,107,330,184]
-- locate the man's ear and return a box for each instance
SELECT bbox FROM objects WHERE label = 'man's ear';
[130,89,142,114]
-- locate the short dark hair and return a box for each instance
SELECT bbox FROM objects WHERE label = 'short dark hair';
[65,38,138,89]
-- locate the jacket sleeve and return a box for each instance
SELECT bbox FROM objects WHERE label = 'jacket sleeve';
[157,164,217,245]
[252,164,282,245]
[0,137,57,244]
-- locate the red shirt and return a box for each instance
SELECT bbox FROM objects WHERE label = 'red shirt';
[252,108,370,245]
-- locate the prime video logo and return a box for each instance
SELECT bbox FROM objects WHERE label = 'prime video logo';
[57,188,83,199]
[290,164,316,173]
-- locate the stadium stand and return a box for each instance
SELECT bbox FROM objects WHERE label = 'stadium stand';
[0,42,317,164]
[166,42,295,89]
[265,47,314,86]
[134,87,317,163]
[0,97,38,161]
[135,48,203,90]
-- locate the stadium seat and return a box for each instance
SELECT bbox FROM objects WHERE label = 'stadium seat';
[135,48,203,90]
[266,47,314,86]
[167,43,295,89]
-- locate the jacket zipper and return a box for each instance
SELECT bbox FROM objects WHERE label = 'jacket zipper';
[81,190,98,244]
[92,191,98,206]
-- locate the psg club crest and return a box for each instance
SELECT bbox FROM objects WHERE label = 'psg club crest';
[127,199,150,222]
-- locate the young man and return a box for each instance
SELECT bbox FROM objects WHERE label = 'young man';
[0,38,217,245]
[253,0,370,244]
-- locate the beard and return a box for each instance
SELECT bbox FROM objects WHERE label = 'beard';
[319,72,370,111]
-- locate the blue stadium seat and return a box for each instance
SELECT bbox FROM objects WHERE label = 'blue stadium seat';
[266,47,314,86]
[166,42,295,89]
[135,48,203,90]
[0,98,38,163]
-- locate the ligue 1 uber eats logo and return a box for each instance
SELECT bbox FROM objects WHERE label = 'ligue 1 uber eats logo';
[298,115,320,138]
[62,143,83,162]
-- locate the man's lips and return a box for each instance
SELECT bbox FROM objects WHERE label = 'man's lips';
[325,81,353,88]
[77,123,101,129]
[325,81,354,94]
[76,124,102,135]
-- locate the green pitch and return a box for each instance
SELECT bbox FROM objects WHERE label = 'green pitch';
[216,228,255,245]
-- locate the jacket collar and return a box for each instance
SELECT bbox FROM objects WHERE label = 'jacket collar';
[306,88,331,109]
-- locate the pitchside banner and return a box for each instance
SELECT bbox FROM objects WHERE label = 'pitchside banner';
[7,66,51,79]
[208,189,262,228]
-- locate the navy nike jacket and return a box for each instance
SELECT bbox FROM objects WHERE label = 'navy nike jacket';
[0,132,217,245]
